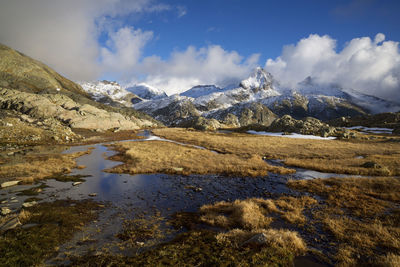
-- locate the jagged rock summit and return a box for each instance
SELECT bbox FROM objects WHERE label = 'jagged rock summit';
[239,67,275,91]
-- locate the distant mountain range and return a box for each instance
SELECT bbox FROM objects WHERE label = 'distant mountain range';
[81,67,400,128]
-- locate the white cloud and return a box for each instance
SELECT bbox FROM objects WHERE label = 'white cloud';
[0,0,258,95]
[0,0,167,80]
[265,33,400,103]
[177,6,187,18]
[100,26,153,77]
[135,45,260,95]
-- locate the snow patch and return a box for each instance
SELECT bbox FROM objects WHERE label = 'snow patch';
[247,130,336,140]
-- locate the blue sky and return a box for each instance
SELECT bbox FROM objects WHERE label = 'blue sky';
[112,0,400,63]
[0,0,399,100]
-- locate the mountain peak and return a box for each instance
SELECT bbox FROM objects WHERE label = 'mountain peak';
[126,83,167,100]
[239,67,274,90]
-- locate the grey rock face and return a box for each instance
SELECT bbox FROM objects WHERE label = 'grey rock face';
[207,103,278,128]
[177,116,221,131]
[268,115,339,137]
[0,88,156,131]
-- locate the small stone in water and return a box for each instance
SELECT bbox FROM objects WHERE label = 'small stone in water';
[89,193,97,197]
[72,182,82,186]
[22,201,38,208]
[1,207,12,216]
[1,181,20,188]
[0,216,21,232]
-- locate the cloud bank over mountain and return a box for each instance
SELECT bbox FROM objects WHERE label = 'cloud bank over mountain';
[265,33,400,103]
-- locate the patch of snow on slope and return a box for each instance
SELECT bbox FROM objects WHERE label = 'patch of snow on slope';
[247,130,336,140]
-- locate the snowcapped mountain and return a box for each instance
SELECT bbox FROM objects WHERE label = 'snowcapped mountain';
[239,66,275,90]
[132,67,399,126]
[79,80,141,107]
[80,68,400,128]
[125,83,167,100]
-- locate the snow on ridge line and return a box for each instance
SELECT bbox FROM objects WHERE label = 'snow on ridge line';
[246,130,337,140]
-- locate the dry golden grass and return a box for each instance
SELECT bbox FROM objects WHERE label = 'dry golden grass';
[275,196,317,225]
[199,199,274,230]
[199,198,308,260]
[152,128,400,176]
[199,196,317,229]
[0,150,90,183]
[216,228,306,253]
[380,253,400,267]
[108,140,293,177]
[288,177,400,265]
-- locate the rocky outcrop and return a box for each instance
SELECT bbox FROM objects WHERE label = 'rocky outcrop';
[152,98,200,126]
[177,116,221,131]
[268,115,347,137]
[0,88,155,131]
[206,103,278,128]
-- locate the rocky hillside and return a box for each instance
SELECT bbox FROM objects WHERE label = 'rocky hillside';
[0,43,160,145]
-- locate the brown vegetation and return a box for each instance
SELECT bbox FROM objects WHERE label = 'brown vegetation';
[216,228,306,253]
[0,149,91,183]
[288,177,400,265]
[0,200,102,266]
[152,128,400,176]
[199,196,317,229]
[108,140,293,177]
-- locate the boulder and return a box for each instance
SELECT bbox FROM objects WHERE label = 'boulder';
[360,161,390,175]
[242,233,269,246]
[22,201,38,208]
[1,207,12,216]
[268,115,339,137]
[361,161,383,169]
[177,116,221,131]
[1,180,20,188]
[0,216,21,232]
